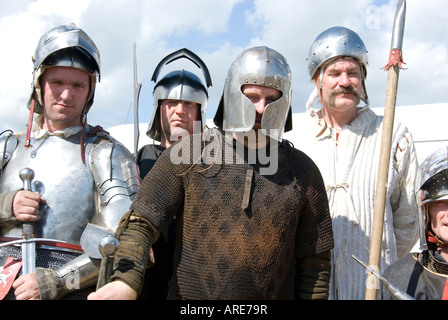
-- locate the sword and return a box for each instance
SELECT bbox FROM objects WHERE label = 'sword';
[353,255,415,300]
[19,168,36,274]
[0,168,66,274]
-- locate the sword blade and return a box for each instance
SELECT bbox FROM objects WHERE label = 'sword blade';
[21,240,35,274]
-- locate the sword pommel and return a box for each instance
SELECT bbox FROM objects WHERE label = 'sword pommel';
[96,235,120,290]
[99,235,120,258]
[19,168,34,192]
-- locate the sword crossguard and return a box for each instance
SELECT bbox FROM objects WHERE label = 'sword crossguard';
[0,238,67,248]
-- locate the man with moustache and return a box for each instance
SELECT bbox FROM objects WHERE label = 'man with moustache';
[289,26,419,299]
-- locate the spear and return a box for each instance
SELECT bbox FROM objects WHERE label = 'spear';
[133,42,142,159]
[366,0,407,300]
[353,255,414,300]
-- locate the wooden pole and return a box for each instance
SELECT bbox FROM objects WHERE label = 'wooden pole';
[365,0,406,300]
[365,64,400,300]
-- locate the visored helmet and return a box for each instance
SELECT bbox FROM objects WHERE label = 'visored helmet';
[213,46,292,141]
[416,146,448,250]
[27,23,101,114]
[146,48,212,141]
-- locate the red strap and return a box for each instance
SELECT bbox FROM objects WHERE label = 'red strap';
[80,118,87,164]
[24,99,35,148]
[426,231,448,249]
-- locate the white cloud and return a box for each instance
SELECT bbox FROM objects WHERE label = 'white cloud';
[0,0,447,136]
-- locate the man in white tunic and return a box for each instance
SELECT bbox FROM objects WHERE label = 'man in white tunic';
[289,26,419,299]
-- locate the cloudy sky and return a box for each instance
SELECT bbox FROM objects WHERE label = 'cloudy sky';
[0,0,447,135]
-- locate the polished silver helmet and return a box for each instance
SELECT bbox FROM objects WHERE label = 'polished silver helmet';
[307,26,368,80]
[213,46,292,141]
[27,23,101,114]
[416,146,448,250]
[146,48,212,141]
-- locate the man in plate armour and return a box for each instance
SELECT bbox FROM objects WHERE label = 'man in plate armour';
[0,23,139,300]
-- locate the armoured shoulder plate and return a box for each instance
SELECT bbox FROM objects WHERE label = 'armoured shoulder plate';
[88,138,140,225]
[0,131,18,169]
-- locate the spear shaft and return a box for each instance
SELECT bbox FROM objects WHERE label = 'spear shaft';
[366,0,407,300]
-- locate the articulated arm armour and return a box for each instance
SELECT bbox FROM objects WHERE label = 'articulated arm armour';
[87,138,140,230]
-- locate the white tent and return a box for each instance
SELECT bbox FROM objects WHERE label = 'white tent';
[107,103,448,164]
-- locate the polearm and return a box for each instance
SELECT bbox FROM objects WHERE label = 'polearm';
[353,255,414,300]
[366,0,407,300]
[133,42,142,159]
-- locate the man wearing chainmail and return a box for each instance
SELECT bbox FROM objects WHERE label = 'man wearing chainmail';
[89,46,334,300]
[381,147,448,300]
[137,48,211,299]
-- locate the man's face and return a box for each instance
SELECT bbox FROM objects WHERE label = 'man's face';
[160,99,200,146]
[428,199,448,243]
[241,84,282,130]
[318,57,363,111]
[40,66,90,131]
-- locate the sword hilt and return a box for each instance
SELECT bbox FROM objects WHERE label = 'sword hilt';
[19,168,35,240]
[96,235,120,290]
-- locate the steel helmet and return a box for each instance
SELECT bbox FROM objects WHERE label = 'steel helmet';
[27,23,101,114]
[416,146,448,250]
[146,48,212,141]
[307,26,368,81]
[213,46,292,141]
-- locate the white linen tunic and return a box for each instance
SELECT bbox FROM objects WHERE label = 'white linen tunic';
[287,106,419,299]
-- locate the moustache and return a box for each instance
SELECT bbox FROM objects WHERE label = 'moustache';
[327,86,362,107]
[329,86,362,99]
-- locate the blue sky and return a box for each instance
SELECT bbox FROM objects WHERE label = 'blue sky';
[0,0,447,135]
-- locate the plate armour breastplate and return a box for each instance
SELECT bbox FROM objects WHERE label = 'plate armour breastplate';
[1,132,96,246]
